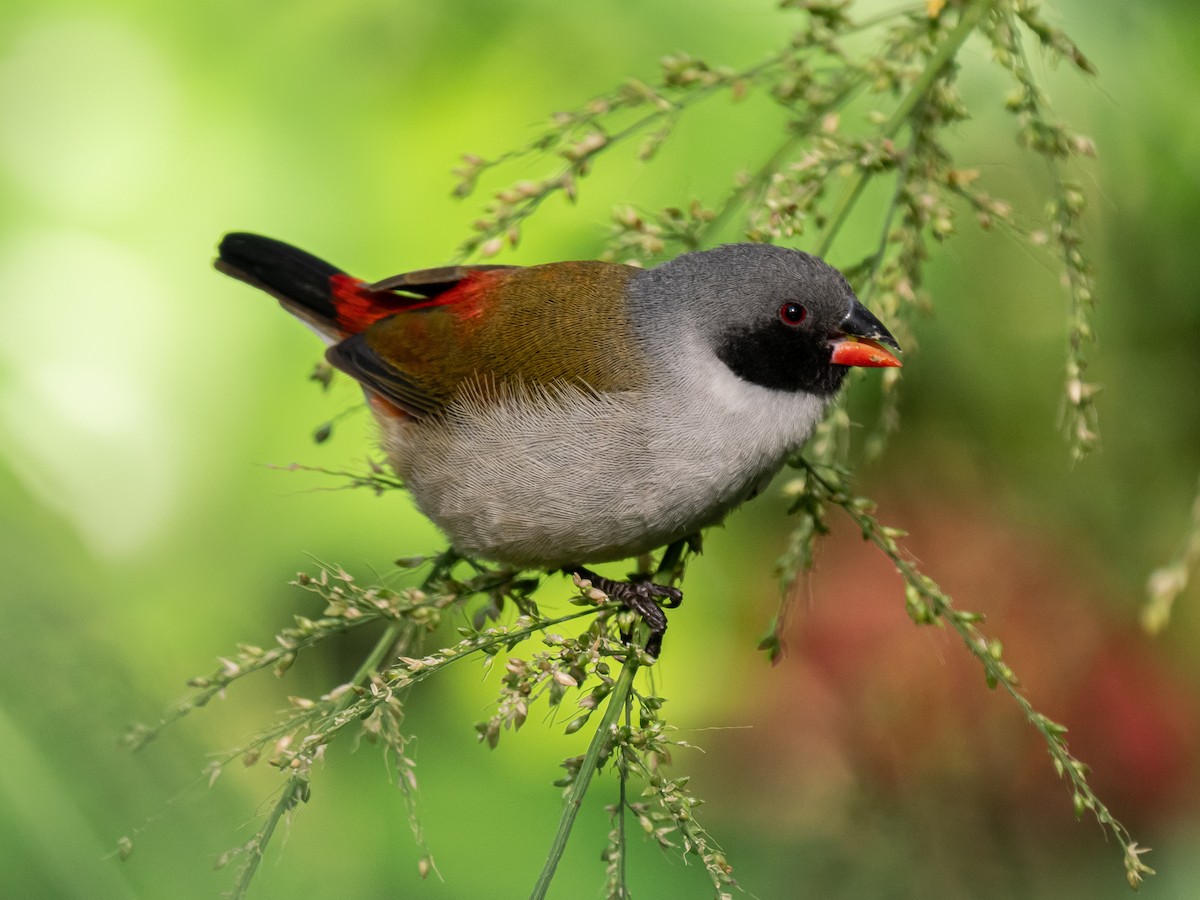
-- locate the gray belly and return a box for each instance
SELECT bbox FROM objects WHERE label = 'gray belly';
[378,380,826,568]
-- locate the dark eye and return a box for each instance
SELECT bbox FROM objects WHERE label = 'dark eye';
[779,302,807,326]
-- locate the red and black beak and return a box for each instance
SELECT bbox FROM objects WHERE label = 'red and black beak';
[829,300,902,368]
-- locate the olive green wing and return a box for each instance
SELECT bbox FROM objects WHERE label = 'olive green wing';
[327,261,645,419]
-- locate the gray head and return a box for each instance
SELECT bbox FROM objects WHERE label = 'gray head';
[629,243,899,396]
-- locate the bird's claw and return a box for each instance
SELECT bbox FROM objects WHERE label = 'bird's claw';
[570,568,683,657]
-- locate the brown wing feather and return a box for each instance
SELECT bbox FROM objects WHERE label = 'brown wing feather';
[326,333,442,418]
[369,265,517,297]
[328,261,647,420]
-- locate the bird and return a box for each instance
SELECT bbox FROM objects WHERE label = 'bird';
[216,233,900,654]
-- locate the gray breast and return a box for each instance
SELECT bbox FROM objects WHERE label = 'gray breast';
[376,353,829,568]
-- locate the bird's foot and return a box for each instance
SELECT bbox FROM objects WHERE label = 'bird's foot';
[571,567,683,658]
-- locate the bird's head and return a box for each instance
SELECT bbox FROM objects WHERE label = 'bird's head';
[631,243,901,396]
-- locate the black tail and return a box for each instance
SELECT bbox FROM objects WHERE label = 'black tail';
[216,232,344,327]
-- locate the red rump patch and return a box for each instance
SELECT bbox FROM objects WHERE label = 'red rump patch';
[329,270,506,334]
[330,274,400,334]
[366,392,410,420]
[430,269,506,322]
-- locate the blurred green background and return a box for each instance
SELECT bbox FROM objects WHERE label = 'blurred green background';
[2,1,1198,897]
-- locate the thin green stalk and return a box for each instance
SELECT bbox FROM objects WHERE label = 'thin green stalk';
[796,458,1154,889]
[882,0,995,138]
[617,690,632,897]
[815,173,873,259]
[228,620,404,899]
[531,639,645,900]
[860,127,919,299]
[700,130,808,246]
[353,623,404,686]
[817,0,995,257]
[453,55,794,264]
[1144,471,1200,634]
[225,603,608,898]
[230,775,308,898]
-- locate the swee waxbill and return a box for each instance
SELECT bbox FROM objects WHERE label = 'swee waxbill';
[216,233,900,653]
